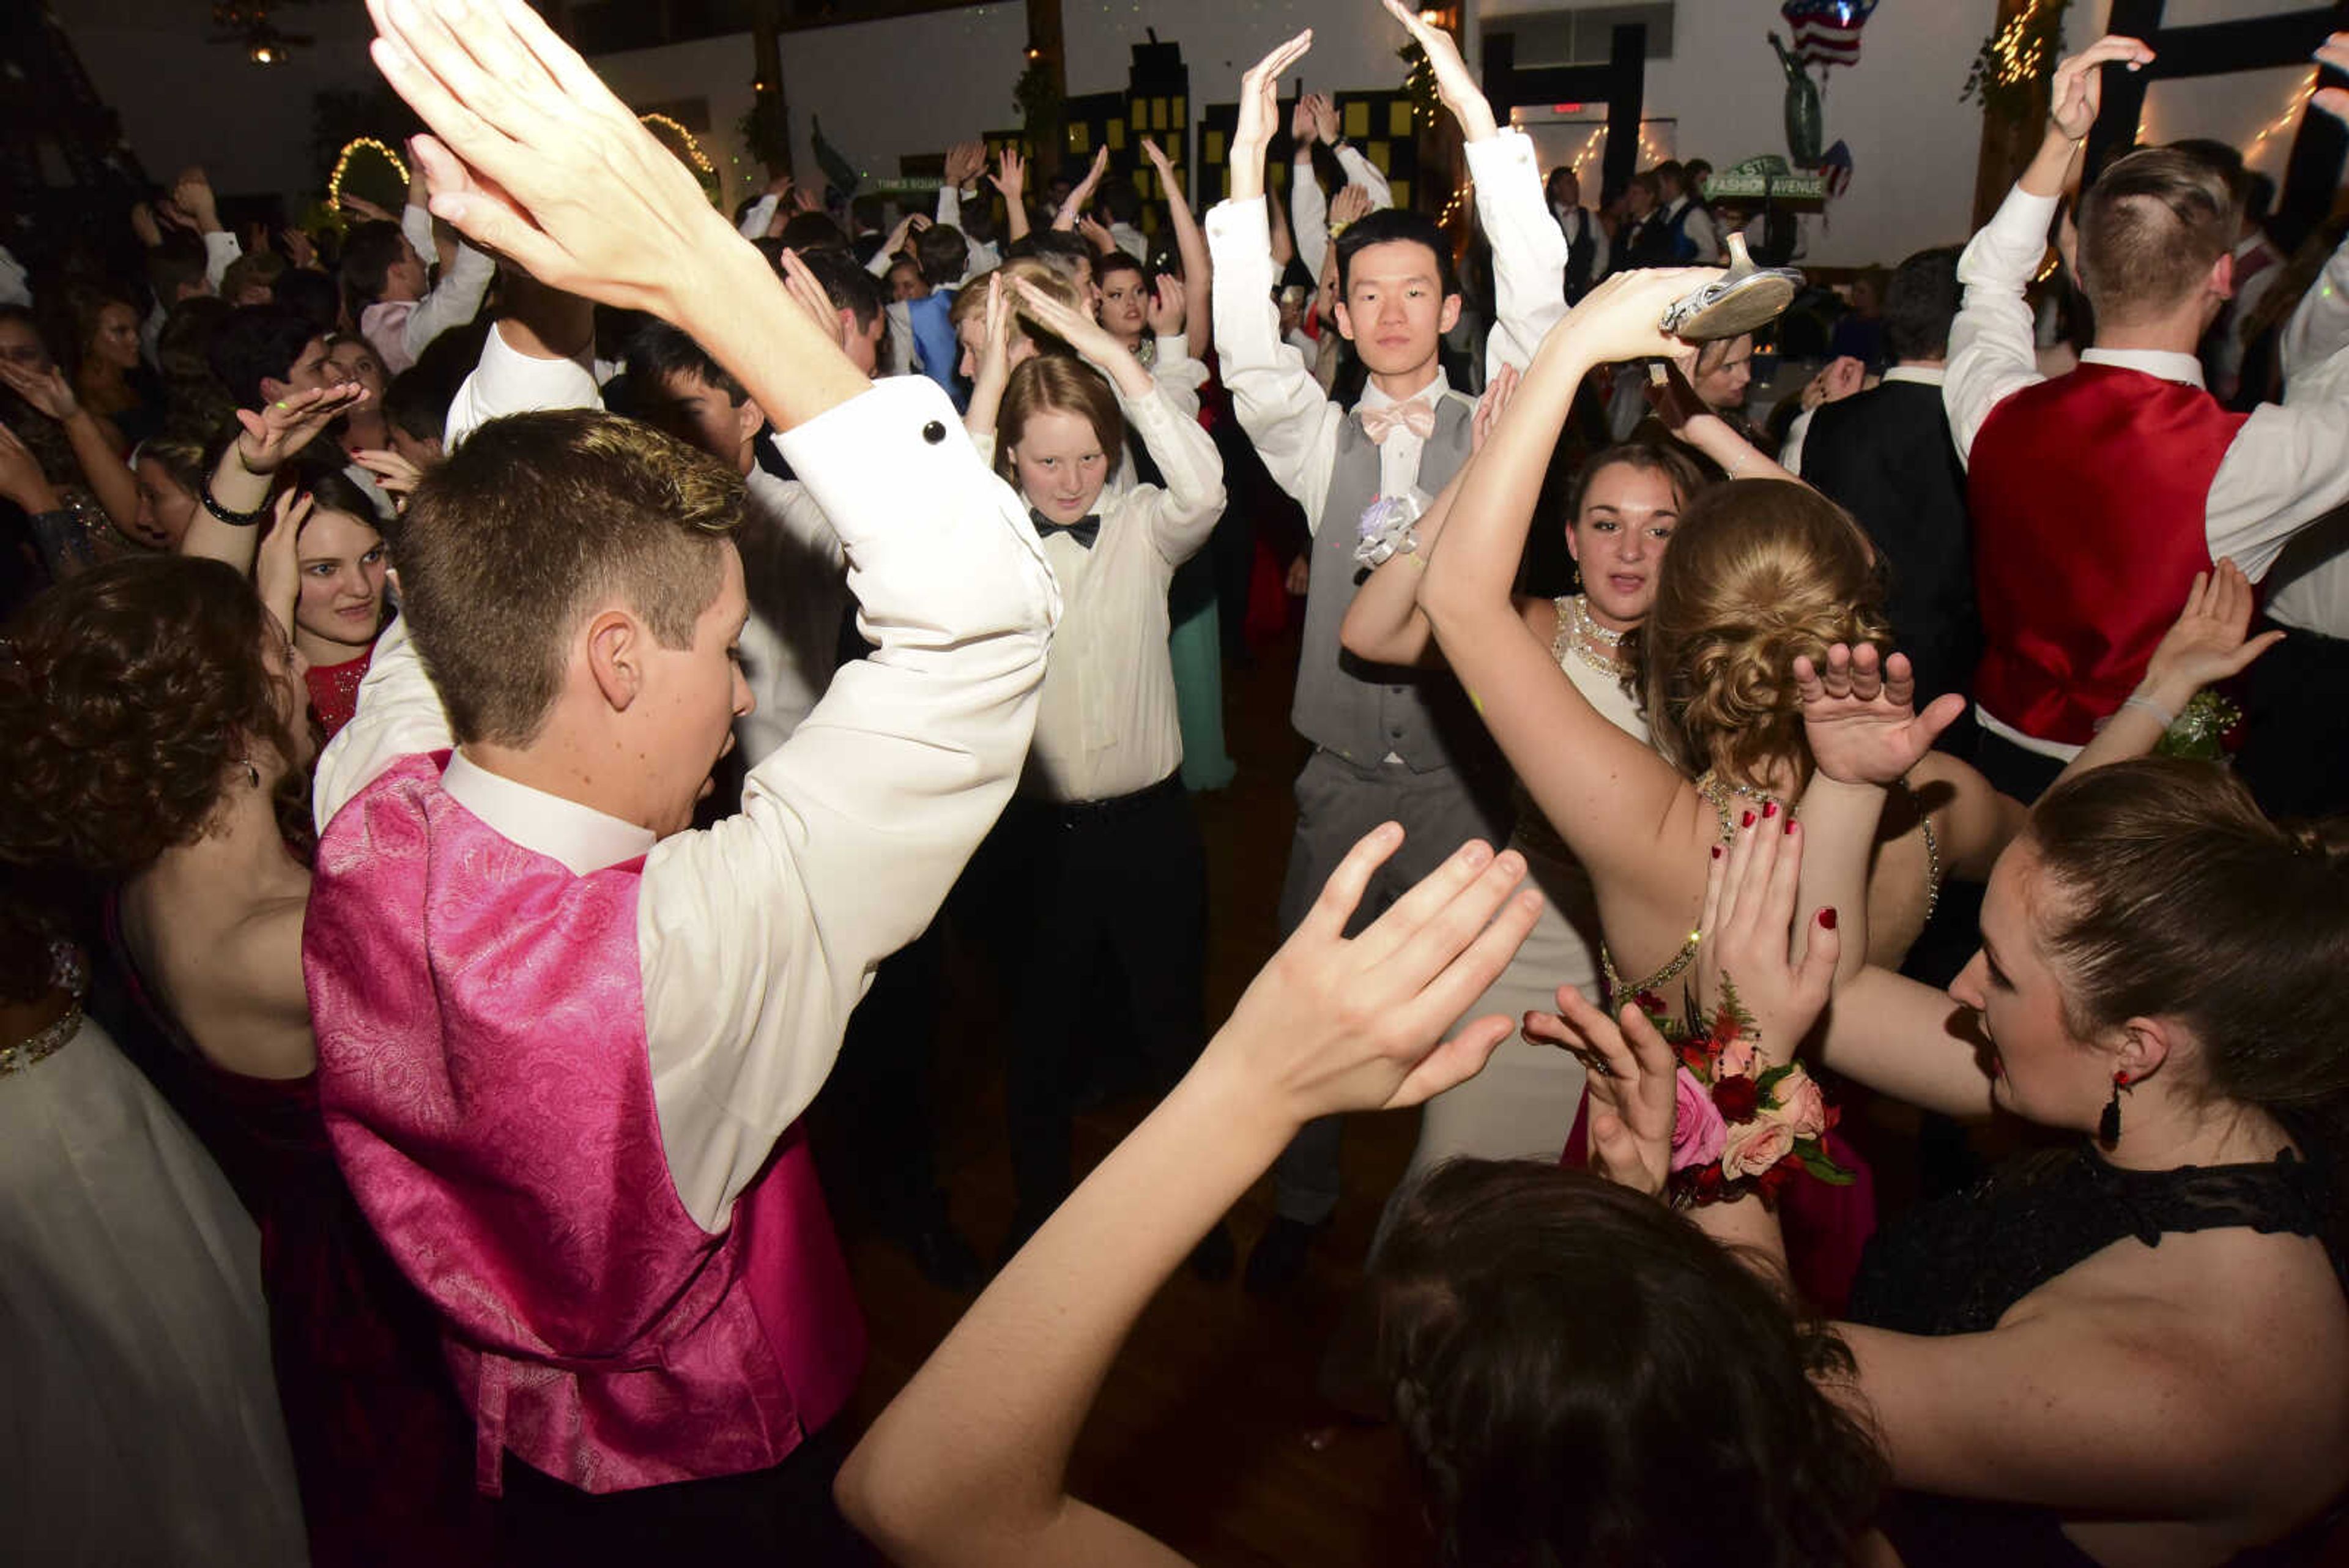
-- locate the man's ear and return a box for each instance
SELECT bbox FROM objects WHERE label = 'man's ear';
[583,608,645,715]
[258,374,291,405]
[1334,300,1357,343]
[1439,292,1464,335]
[2209,248,2236,302]
[737,394,766,450]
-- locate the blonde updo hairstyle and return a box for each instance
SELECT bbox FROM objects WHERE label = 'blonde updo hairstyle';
[1641,478,1887,789]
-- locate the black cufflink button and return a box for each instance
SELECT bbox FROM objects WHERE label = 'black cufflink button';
[922,420,948,444]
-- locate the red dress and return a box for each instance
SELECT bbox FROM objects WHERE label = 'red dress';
[105,904,497,1566]
[304,648,374,742]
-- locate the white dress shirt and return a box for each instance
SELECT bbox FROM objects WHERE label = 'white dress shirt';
[359,240,495,376]
[1008,377,1225,802]
[1780,362,1944,473]
[1663,195,1721,264]
[1206,128,1565,537]
[1289,141,1397,286]
[1945,182,2349,755]
[932,186,1003,284]
[314,376,1059,1230]
[733,467,851,765]
[442,321,602,449]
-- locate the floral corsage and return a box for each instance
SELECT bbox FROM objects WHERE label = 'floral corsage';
[1353,492,1425,569]
[1638,977,1850,1209]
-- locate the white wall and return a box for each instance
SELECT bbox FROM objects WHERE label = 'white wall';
[56,0,2341,255]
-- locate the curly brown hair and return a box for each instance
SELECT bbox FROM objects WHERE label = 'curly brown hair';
[1641,478,1888,790]
[0,556,312,879]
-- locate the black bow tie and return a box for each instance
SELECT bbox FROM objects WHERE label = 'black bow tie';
[1030,510,1100,549]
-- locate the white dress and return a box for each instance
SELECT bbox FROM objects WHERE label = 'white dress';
[1378,601,1650,1232]
[0,958,308,1565]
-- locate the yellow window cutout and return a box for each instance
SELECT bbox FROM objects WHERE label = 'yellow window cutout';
[1345,102,1371,138]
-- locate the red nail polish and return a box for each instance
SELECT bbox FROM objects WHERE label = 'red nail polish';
[1762,800,1778,820]
[1784,812,1797,834]
[1740,809,1755,828]
[1819,907,1837,930]
[1710,845,1723,860]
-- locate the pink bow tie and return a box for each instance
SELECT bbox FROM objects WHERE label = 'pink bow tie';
[1359,398,1436,445]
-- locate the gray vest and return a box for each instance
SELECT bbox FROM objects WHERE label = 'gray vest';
[1294,393,1501,775]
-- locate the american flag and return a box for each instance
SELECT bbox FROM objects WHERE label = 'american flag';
[1779,0,1879,70]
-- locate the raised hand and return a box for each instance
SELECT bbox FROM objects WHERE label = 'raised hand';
[2140,560,2285,700]
[1472,363,1520,452]
[1232,31,1315,202]
[1056,144,1110,228]
[130,202,163,249]
[943,139,987,190]
[234,384,369,477]
[1139,136,1184,202]
[1528,987,1678,1198]
[1556,266,1722,368]
[1329,180,1373,229]
[363,0,751,320]
[350,447,425,508]
[339,191,397,225]
[1800,354,1865,411]
[1310,91,1342,147]
[779,248,845,347]
[0,422,59,513]
[1145,273,1187,338]
[2049,35,2154,142]
[256,488,312,634]
[1290,94,1318,146]
[0,358,81,422]
[1793,642,1967,788]
[1205,826,1538,1126]
[1381,0,1496,141]
[1076,215,1115,256]
[1693,807,1840,1069]
[2313,32,2349,124]
[1009,275,1125,371]
[990,146,1026,204]
[171,165,223,232]
[278,225,319,270]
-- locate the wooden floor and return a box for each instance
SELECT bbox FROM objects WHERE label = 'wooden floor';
[828,625,1444,1566]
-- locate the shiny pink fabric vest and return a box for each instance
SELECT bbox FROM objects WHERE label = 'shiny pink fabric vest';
[1967,365,2247,746]
[303,752,864,1494]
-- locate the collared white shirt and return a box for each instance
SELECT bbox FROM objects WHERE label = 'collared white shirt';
[1012,376,1225,803]
[359,239,495,376]
[1356,365,1450,504]
[1206,128,1565,536]
[1290,141,1398,284]
[1664,195,1721,264]
[315,376,1059,1230]
[733,467,850,766]
[1946,182,2349,754]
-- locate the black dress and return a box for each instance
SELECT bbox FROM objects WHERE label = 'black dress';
[1847,1140,2347,1567]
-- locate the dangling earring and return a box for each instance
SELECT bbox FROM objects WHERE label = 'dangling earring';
[239,757,260,789]
[2099,1071,2132,1146]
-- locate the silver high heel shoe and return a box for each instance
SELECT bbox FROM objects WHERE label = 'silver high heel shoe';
[1660,233,1804,342]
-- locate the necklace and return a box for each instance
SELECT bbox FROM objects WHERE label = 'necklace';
[1565,594,1630,677]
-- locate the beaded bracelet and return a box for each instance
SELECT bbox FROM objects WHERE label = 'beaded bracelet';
[201,482,267,528]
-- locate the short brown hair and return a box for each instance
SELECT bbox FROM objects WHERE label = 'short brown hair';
[396,410,743,747]
[996,355,1126,488]
[1642,479,1888,788]
[2077,147,2244,325]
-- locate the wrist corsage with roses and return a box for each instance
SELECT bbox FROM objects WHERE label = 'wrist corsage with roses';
[1635,976,1851,1209]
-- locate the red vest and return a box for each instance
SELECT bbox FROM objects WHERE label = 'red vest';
[304,752,865,1494]
[1967,365,2247,746]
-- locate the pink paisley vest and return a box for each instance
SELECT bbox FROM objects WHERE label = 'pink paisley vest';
[303,752,865,1494]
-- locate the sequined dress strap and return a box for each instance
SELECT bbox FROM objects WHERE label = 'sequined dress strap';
[1596,772,1739,1006]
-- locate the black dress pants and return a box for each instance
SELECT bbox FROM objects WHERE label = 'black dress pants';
[993,774,1207,1217]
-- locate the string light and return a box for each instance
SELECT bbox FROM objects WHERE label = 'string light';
[327,138,409,210]
[2140,68,2318,168]
[1986,0,2061,92]
[639,113,715,174]
[1437,177,1474,225]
